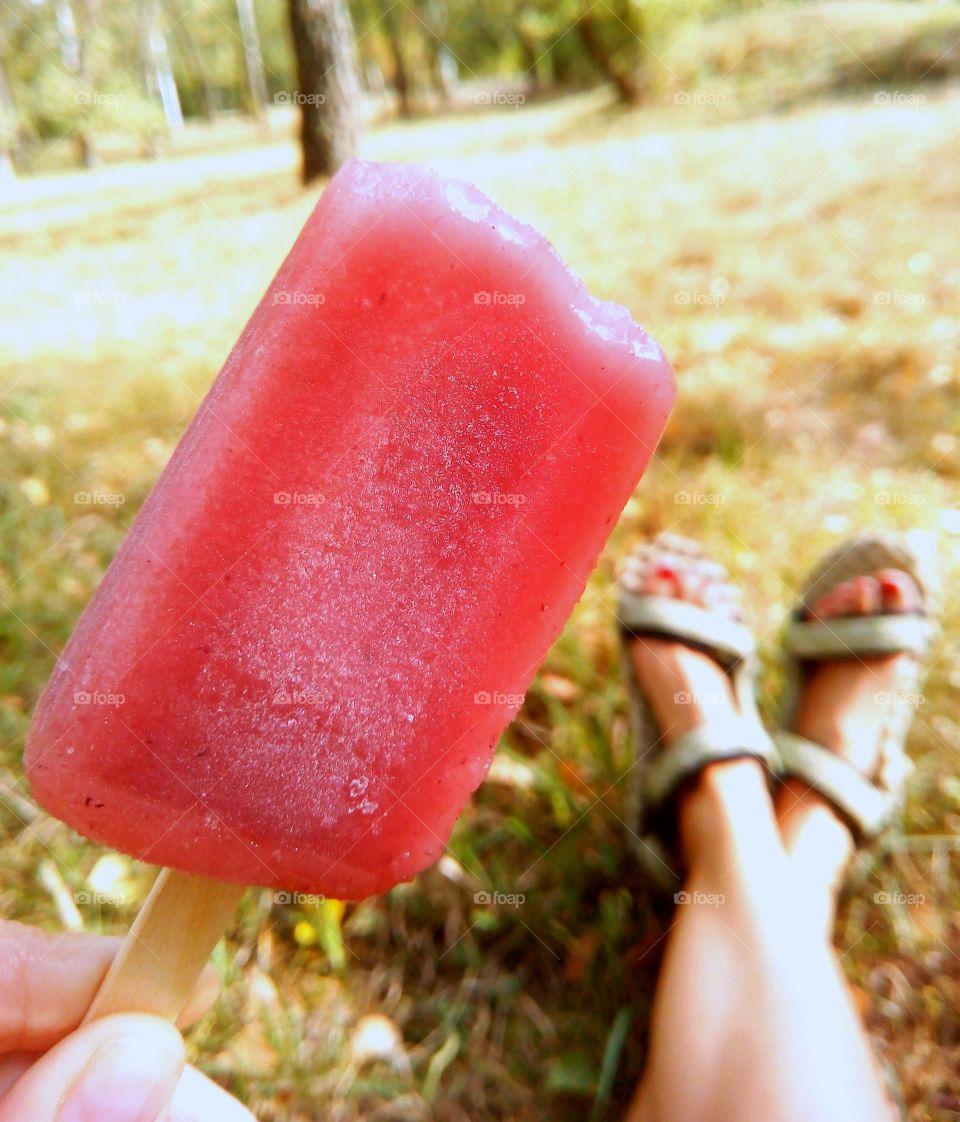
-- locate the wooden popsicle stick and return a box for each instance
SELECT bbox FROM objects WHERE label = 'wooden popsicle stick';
[82,868,245,1024]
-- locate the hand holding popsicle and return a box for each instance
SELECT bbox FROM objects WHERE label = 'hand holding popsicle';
[25,159,675,1023]
[0,921,252,1122]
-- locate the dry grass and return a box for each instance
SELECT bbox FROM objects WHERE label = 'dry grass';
[663,0,960,109]
[2,66,960,1122]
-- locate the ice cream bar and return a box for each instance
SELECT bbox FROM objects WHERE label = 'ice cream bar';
[26,159,675,899]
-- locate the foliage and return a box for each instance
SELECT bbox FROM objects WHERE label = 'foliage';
[5,0,960,169]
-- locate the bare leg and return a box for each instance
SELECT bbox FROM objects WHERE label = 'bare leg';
[622,551,900,1122]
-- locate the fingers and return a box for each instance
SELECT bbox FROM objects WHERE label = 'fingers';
[0,922,118,1054]
[0,1013,183,1122]
[0,920,219,1055]
[0,1051,256,1122]
[168,1063,258,1122]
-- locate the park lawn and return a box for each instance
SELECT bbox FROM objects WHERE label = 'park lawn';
[2,84,959,1120]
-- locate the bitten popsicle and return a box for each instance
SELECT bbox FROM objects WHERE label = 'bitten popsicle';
[27,160,675,910]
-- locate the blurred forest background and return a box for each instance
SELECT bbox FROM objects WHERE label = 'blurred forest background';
[2,1,960,1121]
[3,0,960,177]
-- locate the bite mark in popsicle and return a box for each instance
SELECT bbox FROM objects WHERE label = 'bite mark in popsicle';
[26,159,675,900]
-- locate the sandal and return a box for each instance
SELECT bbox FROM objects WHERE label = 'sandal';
[774,531,937,843]
[618,534,777,887]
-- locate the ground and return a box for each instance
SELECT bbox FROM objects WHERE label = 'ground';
[1,82,959,1121]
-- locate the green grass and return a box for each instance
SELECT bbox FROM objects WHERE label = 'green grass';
[3,70,960,1122]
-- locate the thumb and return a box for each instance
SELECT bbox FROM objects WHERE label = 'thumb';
[0,1014,184,1122]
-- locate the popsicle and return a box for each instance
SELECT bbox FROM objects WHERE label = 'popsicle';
[26,160,675,912]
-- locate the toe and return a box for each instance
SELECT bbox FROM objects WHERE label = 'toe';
[703,581,739,617]
[875,568,921,614]
[621,568,644,594]
[851,575,881,615]
[674,566,709,605]
[808,568,921,621]
[627,537,740,613]
[644,564,677,598]
[698,559,729,582]
[809,586,842,620]
[834,580,861,618]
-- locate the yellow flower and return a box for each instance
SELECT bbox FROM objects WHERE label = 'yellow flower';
[293,919,317,947]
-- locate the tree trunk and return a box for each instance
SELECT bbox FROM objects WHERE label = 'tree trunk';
[0,39,18,178]
[576,12,645,105]
[287,0,362,183]
[57,0,100,167]
[236,0,269,119]
[383,4,411,118]
[517,29,541,95]
[172,15,219,119]
[143,0,184,132]
[426,38,454,108]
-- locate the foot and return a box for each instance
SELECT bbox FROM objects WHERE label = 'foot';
[789,568,922,785]
[775,568,923,903]
[622,534,783,882]
[622,534,746,750]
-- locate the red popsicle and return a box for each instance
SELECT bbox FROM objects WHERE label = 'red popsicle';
[26,159,675,900]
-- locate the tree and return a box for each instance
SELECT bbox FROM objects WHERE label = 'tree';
[576,1,648,105]
[236,0,268,118]
[142,0,184,139]
[55,0,100,166]
[287,0,361,183]
[381,1,412,117]
[0,28,17,178]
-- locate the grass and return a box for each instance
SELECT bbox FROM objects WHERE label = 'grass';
[3,57,960,1122]
[662,0,960,110]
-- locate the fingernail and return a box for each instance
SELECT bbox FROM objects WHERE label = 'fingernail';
[58,1023,183,1122]
[653,564,674,580]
